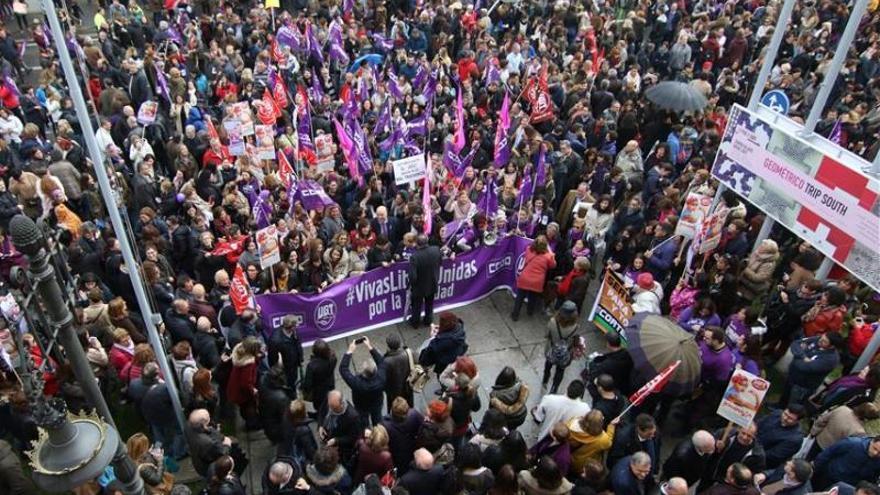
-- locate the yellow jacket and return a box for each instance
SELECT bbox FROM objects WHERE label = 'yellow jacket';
[567,417,616,474]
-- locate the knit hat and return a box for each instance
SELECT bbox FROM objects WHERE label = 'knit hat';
[637,272,654,291]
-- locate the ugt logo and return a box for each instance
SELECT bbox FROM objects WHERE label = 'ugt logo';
[314,300,337,331]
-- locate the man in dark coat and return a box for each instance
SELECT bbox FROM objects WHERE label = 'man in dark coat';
[267,315,304,398]
[418,312,468,375]
[130,160,159,213]
[662,430,717,486]
[371,205,401,248]
[702,463,761,495]
[608,414,660,475]
[319,390,362,465]
[168,216,198,276]
[262,455,302,495]
[259,367,292,445]
[382,397,425,473]
[125,62,153,109]
[164,299,197,344]
[611,451,653,495]
[754,459,813,495]
[397,449,446,495]
[382,334,413,411]
[141,371,185,460]
[755,406,806,469]
[407,234,441,328]
[700,424,766,489]
[585,331,634,394]
[185,408,232,477]
[339,337,387,427]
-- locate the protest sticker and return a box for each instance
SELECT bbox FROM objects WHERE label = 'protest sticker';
[224,120,245,156]
[137,101,158,125]
[230,102,255,135]
[589,270,633,342]
[675,193,713,238]
[255,125,276,160]
[717,369,770,427]
[392,154,426,185]
[256,225,281,268]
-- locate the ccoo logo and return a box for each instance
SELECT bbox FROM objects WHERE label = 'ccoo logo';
[314,300,337,331]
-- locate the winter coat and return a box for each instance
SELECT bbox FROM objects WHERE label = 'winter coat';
[383,348,413,410]
[109,343,134,377]
[340,349,387,416]
[646,236,678,281]
[607,422,661,474]
[529,436,573,477]
[755,410,804,469]
[226,345,258,406]
[489,381,530,429]
[397,465,446,495]
[259,374,291,444]
[663,437,711,485]
[419,321,468,374]
[518,469,574,495]
[267,328,304,387]
[677,307,722,333]
[802,305,846,338]
[352,439,393,485]
[415,416,455,453]
[567,417,615,474]
[811,405,868,449]
[813,437,880,489]
[788,337,840,392]
[141,382,177,427]
[164,308,196,344]
[321,401,362,462]
[305,464,352,495]
[517,248,556,293]
[279,417,317,463]
[302,354,337,407]
[0,439,36,495]
[382,408,424,471]
[738,250,779,300]
[758,465,811,495]
[184,422,229,477]
[408,244,442,297]
[611,455,646,495]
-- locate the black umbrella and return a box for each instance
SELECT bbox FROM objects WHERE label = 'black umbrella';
[645,81,709,113]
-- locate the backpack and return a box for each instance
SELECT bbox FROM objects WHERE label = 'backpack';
[405,348,431,393]
[546,321,576,367]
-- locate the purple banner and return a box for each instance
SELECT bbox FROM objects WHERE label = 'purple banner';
[257,236,532,343]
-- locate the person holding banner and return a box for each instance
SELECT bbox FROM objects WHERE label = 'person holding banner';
[511,235,556,321]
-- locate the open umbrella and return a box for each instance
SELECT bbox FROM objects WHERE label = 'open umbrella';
[645,81,708,112]
[348,53,384,72]
[625,312,701,397]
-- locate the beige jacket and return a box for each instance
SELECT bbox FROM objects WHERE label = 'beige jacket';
[811,406,868,449]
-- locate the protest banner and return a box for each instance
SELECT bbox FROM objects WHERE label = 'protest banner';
[716,369,770,427]
[674,192,712,239]
[698,207,730,254]
[712,104,880,291]
[224,120,245,156]
[256,225,281,268]
[293,179,337,211]
[255,125,276,160]
[230,102,255,135]
[392,154,427,185]
[257,236,532,343]
[136,101,158,125]
[588,270,633,341]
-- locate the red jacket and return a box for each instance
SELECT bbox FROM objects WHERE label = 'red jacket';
[0,83,19,110]
[516,248,556,293]
[849,323,875,357]
[226,355,258,406]
[802,306,845,338]
[457,57,478,83]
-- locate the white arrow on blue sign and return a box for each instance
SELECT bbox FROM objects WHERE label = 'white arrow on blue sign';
[761,90,790,115]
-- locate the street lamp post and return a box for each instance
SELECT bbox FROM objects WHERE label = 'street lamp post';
[10,215,144,494]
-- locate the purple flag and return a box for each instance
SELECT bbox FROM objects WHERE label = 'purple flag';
[423,73,438,110]
[457,146,477,177]
[328,20,350,65]
[351,121,373,175]
[453,85,466,153]
[253,190,273,229]
[374,99,391,134]
[295,180,337,211]
[297,99,316,157]
[484,62,501,86]
[405,114,427,138]
[379,128,403,152]
[155,66,171,102]
[534,144,547,187]
[387,68,403,100]
[343,0,354,15]
[493,91,511,166]
[334,117,359,180]
[276,25,301,52]
[413,64,427,91]
[306,23,324,64]
[516,168,534,206]
[829,118,842,144]
[371,32,394,52]
[442,140,462,177]
[2,73,19,98]
[309,70,324,105]
[477,179,499,218]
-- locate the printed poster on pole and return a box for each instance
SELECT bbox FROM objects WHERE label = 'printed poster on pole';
[716,368,769,427]
[674,193,712,239]
[256,225,281,268]
[588,270,633,342]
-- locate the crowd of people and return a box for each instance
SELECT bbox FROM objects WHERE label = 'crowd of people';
[0,0,878,494]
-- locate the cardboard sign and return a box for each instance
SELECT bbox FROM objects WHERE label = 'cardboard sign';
[224,120,245,156]
[675,192,712,239]
[314,133,334,161]
[698,207,730,254]
[392,154,426,185]
[136,101,158,125]
[255,125,276,160]
[256,225,281,268]
[589,270,634,342]
[230,102,255,136]
[717,369,770,427]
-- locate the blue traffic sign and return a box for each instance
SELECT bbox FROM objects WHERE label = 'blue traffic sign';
[761,90,790,115]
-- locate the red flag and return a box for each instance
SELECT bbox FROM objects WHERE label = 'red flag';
[211,234,248,265]
[257,89,280,125]
[230,264,254,315]
[272,73,289,110]
[205,117,219,141]
[530,69,555,124]
[629,360,681,407]
[277,150,294,189]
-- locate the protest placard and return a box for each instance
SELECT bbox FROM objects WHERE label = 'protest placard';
[136,101,158,125]
[717,369,770,427]
[589,270,633,342]
[393,154,426,185]
[675,193,712,238]
[224,120,245,156]
[255,125,276,160]
[256,225,281,268]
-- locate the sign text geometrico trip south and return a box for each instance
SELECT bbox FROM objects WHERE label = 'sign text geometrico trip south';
[712,104,880,291]
[257,236,533,344]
